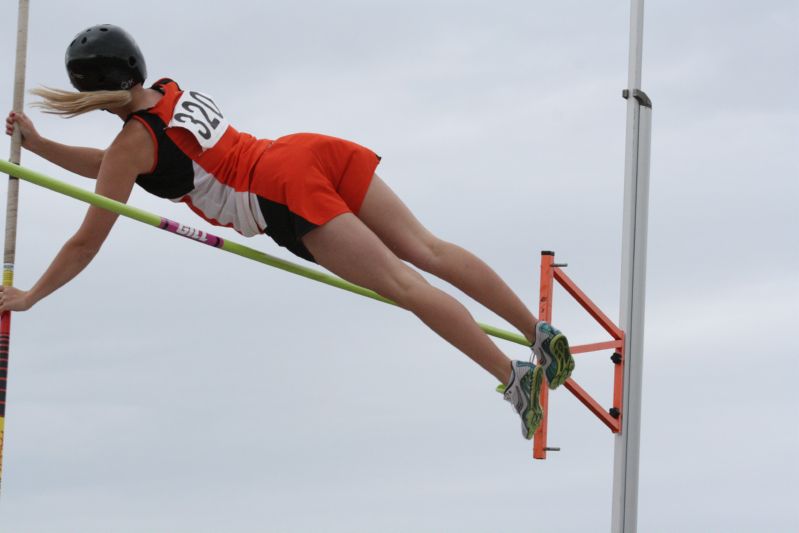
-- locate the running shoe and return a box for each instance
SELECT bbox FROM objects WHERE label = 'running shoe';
[532,321,574,390]
[496,361,544,440]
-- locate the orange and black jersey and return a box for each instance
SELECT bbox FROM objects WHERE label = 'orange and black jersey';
[127,78,270,236]
[126,78,381,261]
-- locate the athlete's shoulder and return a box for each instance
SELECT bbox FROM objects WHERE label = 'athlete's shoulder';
[108,118,156,175]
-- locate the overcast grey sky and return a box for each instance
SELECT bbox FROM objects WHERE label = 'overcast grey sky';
[1,1,797,532]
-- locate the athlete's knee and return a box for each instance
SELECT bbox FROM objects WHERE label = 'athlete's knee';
[378,263,429,305]
[405,235,449,274]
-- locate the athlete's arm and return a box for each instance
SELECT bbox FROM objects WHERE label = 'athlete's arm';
[0,120,154,312]
[5,110,105,179]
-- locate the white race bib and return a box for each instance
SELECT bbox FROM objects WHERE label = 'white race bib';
[168,90,230,151]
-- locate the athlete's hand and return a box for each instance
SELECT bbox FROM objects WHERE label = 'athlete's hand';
[0,286,32,313]
[5,111,42,151]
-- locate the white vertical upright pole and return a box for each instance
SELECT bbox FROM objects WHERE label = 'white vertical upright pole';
[611,0,652,531]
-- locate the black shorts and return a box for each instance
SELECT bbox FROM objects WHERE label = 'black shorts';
[257,196,318,263]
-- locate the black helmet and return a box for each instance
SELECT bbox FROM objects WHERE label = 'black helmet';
[65,24,147,91]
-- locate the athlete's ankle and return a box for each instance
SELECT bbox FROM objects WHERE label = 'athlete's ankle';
[526,321,539,345]
[503,362,515,387]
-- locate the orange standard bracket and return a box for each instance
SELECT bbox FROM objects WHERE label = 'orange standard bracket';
[533,251,625,460]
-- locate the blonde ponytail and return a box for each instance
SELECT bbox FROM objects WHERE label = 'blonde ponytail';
[30,86,132,118]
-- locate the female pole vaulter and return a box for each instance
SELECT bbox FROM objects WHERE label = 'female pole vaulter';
[1,24,573,439]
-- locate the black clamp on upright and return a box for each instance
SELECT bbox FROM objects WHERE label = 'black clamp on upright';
[622,88,652,109]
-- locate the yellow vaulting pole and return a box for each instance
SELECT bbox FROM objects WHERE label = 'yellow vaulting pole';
[0,0,31,493]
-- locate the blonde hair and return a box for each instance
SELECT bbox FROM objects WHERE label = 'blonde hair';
[30,86,132,118]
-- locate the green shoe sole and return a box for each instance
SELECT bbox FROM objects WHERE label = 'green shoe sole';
[521,366,544,439]
[547,333,574,390]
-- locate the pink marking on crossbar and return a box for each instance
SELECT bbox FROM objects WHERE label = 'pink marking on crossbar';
[158,218,224,248]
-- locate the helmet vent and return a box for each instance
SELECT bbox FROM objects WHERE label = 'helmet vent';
[128,57,136,66]
[81,37,87,44]
[100,27,108,32]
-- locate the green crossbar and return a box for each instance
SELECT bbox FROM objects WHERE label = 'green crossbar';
[0,158,530,347]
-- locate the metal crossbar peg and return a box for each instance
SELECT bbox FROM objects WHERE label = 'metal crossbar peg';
[611,352,622,365]
[545,447,561,452]
[552,263,568,268]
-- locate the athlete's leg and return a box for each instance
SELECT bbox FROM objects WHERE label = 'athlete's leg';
[357,175,539,343]
[302,213,513,384]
